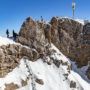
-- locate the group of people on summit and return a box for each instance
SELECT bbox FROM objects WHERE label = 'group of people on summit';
[6,29,18,41]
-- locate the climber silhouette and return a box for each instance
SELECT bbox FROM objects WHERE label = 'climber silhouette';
[6,29,9,38]
[13,30,18,41]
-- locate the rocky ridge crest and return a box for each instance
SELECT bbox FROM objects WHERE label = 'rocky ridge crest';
[0,17,90,84]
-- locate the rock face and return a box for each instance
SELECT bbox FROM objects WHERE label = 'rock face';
[0,44,21,77]
[17,16,90,67]
[0,17,90,90]
[0,17,51,78]
[70,81,76,88]
[5,83,19,90]
[0,44,39,77]
[50,17,90,67]
[35,78,44,85]
[1,17,89,79]
[83,23,90,43]
[17,17,51,54]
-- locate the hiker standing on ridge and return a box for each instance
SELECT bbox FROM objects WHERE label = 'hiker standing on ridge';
[41,16,43,23]
[6,29,9,38]
[13,30,18,41]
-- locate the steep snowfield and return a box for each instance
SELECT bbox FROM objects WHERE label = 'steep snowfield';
[0,36,90,90]
[0,36,18,46]
[71,61,90,83]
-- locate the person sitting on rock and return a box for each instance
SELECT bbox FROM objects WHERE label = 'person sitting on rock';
[13,30,18,41]
[6,29,9,38]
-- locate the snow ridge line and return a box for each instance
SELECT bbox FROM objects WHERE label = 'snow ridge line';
[24,59,37,90]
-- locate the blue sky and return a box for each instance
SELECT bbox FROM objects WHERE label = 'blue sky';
[0,0,90,36]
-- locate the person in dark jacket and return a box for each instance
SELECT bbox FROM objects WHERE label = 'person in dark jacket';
[41,16,43,22]
[13,30,18,41]
[6,29,9,38]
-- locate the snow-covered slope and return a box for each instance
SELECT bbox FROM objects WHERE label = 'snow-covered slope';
[75,19,90,25]
[0,36,90,90]
[0,36,16,46]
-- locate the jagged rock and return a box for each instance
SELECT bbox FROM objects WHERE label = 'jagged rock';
[17,36,29,46]
[67,65,72,74]
[50,17,90,67]
[21,80,28,87]
[62,61,68,66]
[32,49,40,61]
[5,83,19,90]
[0,44,40,77]
[20,47,32,57]
[44,24,51,44]
[0,45,21,77]
[17,17,51,54]
[35,78,44,85]
[17,17,46,54]
[53,60,61,68]
[70,81,76,88]
[0,17,89,82]
[0,49,5,60]
[40,53,47,61]
[64,73,68,77]
[20,47,39,61]
[64,73,69,80]
[47,60,52,65]
[83,23,90,42]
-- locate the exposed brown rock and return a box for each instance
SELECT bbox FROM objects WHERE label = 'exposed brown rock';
[21,80,28,87]
[53,60,61,68]
[44,24,51,44]
[0,44,21,77]
[32,49,40,61]
[62,61,68,66]
[50,17,90,67]
[35,78,44,85]
[17,17,51,54]
[0,17,89,81]
[0,44,39,77]
[83,23,90,42]
[17,17,46,54]
[5,83,19,90]
[70,81,76,88]
[47,60,52,65]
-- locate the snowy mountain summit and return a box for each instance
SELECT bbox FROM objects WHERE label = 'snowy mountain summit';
[0,17,90,90]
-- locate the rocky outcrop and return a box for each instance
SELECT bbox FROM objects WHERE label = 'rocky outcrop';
[0,44,20,77]
[35,78,44,85]
[5,83,19,90]
[83,23,90,43]
[50,17,90,67]
[5,78,29,90]
[17,17,51,54]
[0,44,39,77]
[0,17,89,79]
[0,17,90,90]
[0,44,54,78]
[16,17,90,79]
[70,81,76,88]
